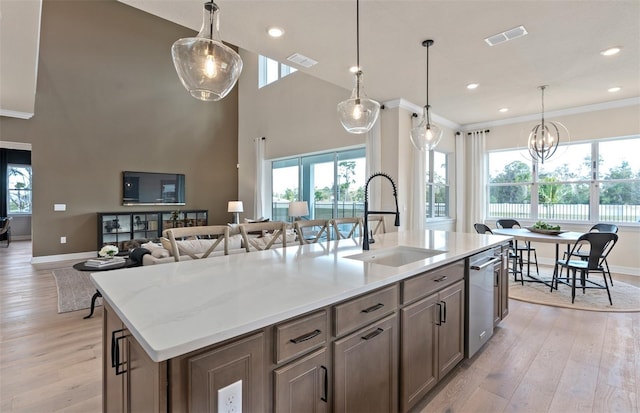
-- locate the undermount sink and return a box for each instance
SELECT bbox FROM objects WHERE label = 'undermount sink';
[345,246,447,267]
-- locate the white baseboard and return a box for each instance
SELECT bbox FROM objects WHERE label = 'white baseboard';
[31,251,97,264]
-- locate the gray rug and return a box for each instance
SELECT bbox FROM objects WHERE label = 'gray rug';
[52,267,102,313]
[509,274,640,312]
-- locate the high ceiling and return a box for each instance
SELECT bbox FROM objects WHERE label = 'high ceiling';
[2,0,639,127]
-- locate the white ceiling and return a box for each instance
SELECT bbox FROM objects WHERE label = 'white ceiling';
[2,0,639,127]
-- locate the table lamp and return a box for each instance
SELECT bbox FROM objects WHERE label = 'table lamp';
[288,201,309,221]
[228,201,243,224]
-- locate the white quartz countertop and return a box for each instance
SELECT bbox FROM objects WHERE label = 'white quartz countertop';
[91,230,510,362]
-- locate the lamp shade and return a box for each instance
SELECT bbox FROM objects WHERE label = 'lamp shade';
[171,2,243,101]
[337,71,380,134]
[288,201,309,217]
[227,201,244,213]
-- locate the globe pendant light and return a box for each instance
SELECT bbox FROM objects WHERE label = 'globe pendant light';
[337,0,380,134]
[410,39,443,151]
[528,85,568,164]
[171,1,243,101]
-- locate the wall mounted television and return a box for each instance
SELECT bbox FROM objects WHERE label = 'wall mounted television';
[122,171,186,206]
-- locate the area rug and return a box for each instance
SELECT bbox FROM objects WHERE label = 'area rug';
[52,268,101,313]
[509,274,640,312]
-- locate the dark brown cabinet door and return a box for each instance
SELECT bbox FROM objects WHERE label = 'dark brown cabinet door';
[400,293,438,413]
[126,335,166,413]
[274,348,328,413]
[437,280,464,379]
[333,314,398,413]
[188,332,265,413]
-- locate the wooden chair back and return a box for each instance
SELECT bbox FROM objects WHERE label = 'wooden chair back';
[367,215,386,235]
[294,220,330,245]
[163,225,229,261]
[330,217,362,240]
[239,221,288,251]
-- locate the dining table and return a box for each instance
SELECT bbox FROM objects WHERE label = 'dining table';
[492,228,585,286]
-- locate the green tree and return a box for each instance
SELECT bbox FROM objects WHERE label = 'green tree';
[491,161,531,203]
[337,161,356,201]
[601,161,640,204]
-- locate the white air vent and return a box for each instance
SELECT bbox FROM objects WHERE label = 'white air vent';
[287,53,318,68]
[484,25,528,46]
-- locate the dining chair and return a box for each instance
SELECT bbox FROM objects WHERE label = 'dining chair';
[496,219,539,278]
[330,217,362,240]
[164,225,230,261]
[569,223,618,286]
[552,232,618,305]
[473,223,493,234]
[367,215,386,235]
[294,219,330,245]
[474,223,525,285]
[240,221,288,251]
[0,217,12,248]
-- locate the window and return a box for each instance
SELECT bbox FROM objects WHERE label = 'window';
[258,55,297,88]
[271,148,366,221]
[8,164,32,214]
[426,150,450,219]
[488,136,640,223]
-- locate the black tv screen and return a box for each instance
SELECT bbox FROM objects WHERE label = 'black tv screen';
[122,171,185,206]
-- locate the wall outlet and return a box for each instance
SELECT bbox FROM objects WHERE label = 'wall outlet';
[218,380,242,413]
[54,204,66,211]
[60,236,66,244]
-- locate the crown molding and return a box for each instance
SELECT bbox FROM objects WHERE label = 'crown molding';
[0,109,34,119]
[382,98,461,130]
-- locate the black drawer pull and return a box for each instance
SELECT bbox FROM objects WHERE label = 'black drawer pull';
[111,329,128,375]
[435,303,443,326]
[320,365,328,402]
[289,329,321,344]
[361,328,384,340]
[361,303,384,313]
[434,275,448,282]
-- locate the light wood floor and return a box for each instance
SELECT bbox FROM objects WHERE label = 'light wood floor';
[1,241,639,413]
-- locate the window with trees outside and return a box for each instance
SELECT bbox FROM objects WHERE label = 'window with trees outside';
[8,164,32,214]
[488,136,640,223]
[271,147,366,222]
[426,150,450,219]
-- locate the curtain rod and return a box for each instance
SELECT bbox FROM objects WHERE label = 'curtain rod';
[465,129,490,136]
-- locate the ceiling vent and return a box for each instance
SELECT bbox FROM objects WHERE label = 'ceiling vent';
[287,53,318,68]
[484,25,528,46]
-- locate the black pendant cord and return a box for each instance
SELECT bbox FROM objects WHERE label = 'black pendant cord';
[355,0,361,98]
[540,85,546,127]
[425,42,429,109]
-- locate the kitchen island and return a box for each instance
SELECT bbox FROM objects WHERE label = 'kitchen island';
[93,229,510,413]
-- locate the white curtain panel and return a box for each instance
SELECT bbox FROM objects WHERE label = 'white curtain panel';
[364,120,382,212]
[254,137,265,219]
[455,133,466,232]
[467,130,487,229]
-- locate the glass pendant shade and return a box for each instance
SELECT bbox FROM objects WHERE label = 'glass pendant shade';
[171,2,243,101]
[410,105,443,151]
[337,71,380,134]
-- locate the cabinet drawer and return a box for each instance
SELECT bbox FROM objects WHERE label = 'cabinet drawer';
[334,285,398,337]
[275,310,328,364]
[402,260,464,304]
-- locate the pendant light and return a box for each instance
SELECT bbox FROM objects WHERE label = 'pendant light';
[171,1,243,101]
[410,39,443,151]
[528,85,568,164]
[337,0,380,134]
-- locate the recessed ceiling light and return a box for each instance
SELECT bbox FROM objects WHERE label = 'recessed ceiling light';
[267,27,285,38]
[600,47,621,56]
[499,108,509,113]
[467,83,479,90]
[349,66,360,73]
[608,86,621,93]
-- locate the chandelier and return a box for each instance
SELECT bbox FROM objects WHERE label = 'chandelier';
[410,39,443,151]
[528,85,568,164]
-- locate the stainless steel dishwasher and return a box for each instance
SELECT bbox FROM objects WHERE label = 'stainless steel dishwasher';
[466,247,502,358]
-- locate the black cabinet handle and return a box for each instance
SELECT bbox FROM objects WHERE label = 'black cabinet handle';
[434,275,448,282]
[289,329,321,344]
[441,300,447,324]
[320,365,328,402]
[111,329,128,376]
[435,303,442,326]
[361,303,384,313]
[361,327,384,340]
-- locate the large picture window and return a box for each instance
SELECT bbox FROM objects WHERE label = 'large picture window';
[7,164,32,214]
[271,148,366,221]
[488,136,640,223]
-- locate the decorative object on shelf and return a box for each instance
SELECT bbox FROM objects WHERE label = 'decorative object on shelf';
[171,1,243,101]
[527,85,569,164]
[410,39,443,151]
[228,201,243,224]
[170,209,181,227]
[99,245,119,257]
[337,0,380,134]
[288,201,309,221]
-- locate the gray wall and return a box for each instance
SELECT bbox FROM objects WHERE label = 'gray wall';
[0,0,239,257]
